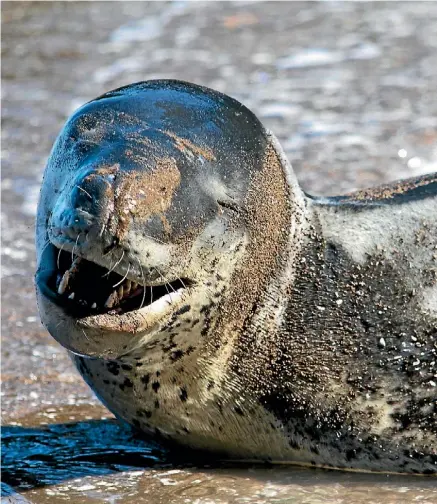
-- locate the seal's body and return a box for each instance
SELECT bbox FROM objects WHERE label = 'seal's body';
[36,80,437,473]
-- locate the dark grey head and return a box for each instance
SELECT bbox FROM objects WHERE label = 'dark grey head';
[35,80,300,358]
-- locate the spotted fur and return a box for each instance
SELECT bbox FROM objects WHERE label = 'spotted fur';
[36,80,437,474]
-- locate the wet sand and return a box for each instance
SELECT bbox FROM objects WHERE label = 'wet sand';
[2,2,437,502]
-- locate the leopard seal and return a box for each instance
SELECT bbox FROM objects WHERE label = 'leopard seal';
[35,80,437,474]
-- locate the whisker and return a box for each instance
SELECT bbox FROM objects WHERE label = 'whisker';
[158,268,178,294]
[102,250,125,277]
[165,275,194,296]
[99,223,107,238]
[57,243,65,270]
[80,326,91,342]
[72,233,82,262]
[154,266,173,303]
[177,277,187,289]
[138,260,147,309]
[157,264,196,296]
[113,262,130,288]
[164,283,172,302]
[102,242,115,256]
[76,185,93,200]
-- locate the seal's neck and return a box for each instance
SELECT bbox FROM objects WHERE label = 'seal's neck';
[275,194,436,385]
[231,188,436,393]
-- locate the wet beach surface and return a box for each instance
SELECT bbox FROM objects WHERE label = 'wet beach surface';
[2,1,437,502]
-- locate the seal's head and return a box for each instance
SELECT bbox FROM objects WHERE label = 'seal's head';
[36,80,303,359]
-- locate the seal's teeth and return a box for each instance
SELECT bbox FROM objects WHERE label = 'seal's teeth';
[57,256,82,296]
[117,285,124,299]
[70,256,82,271]
[58,270,70,295]
[91,302,97,309]
[124,280,132,294]
[68,292,75,300]
[104,291,119,309]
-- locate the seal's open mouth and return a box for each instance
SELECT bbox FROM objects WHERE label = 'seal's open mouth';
[39,246,190,320]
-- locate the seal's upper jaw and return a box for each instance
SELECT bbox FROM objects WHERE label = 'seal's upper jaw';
[38,245,188,319]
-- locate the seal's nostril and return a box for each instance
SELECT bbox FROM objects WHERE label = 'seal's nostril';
[48,167,119,249]
[49,205,98,247]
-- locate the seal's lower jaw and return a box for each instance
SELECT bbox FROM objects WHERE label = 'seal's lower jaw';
[35,243,192,358]
[78,286,185,333]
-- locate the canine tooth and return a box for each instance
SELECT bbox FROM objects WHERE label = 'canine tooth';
[68,292,75,300]
[58,257,82,296]
[104,291,119,309]
[58,270,70,295]
[121,280,131,299]
[68,257,82,278]
[91,302,97,309]
[117,285,124,299]
[70,256,82,271]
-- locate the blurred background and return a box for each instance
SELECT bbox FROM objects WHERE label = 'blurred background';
[2,2,437,503]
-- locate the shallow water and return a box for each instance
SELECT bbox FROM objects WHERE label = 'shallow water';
[2,1,437,502]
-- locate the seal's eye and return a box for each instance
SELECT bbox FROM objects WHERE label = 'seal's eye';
[47,249,189,318]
